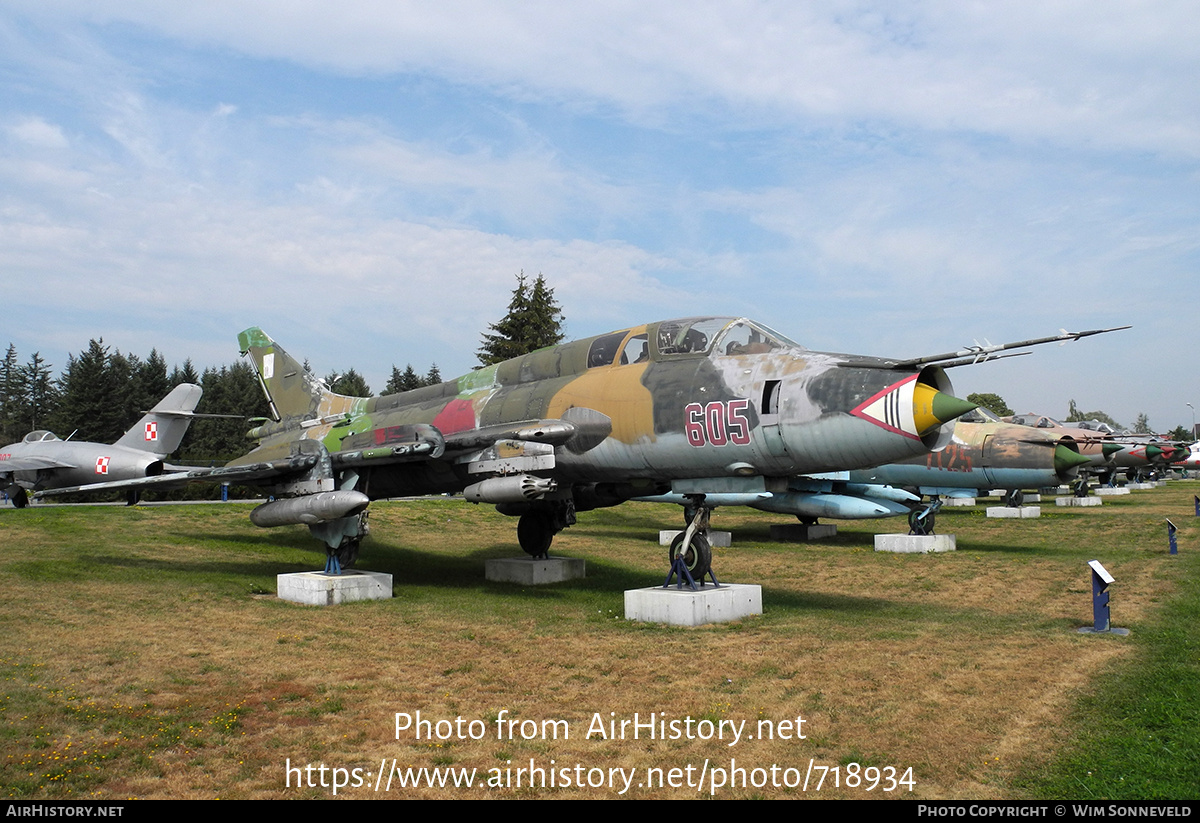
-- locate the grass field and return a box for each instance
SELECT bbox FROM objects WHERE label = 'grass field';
[1,483,1197,799]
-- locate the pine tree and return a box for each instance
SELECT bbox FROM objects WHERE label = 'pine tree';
[425,363,442,386]
[52,339,118,441]
[0,344,23,442]
[19,353,55,433]
[477,272,565,366]
[385,364,424,394]
[329,368,371,397]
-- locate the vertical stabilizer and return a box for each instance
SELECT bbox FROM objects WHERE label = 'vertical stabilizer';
[114,383,203,455]
[238,327,362,422]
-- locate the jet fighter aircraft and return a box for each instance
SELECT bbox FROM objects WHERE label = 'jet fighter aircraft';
[642,407,1095,532]
[1,383,203,508]
[39,319,1123,577]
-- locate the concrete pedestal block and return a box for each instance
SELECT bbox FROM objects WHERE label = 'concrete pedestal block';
[1022,494,1042,503]
[942,497,976,507]
[1056,496,1102,507]
[769,523,837,541]
[1126,483,1155,490]
[624,583,762,626]
[1055,485,1072,495]
[277,570,392,606]
[659,530,732,547]
[986,506,1041,519]
[485,556,586,584]
[1095,487,1130,496]
[874,534,956,553]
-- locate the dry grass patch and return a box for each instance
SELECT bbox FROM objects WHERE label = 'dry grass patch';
[1,483,1195,798]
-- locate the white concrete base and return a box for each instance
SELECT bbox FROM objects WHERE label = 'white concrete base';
[874,534,956,553]
[1022,494,1042,503]
[1056,496,1102,507]
[485,556,586,584]
[1056,485,1072,495]
[986,506,1041,519]
[942,497,977,507]
[624,583,762,626]
[277,570,392,606]
[1126,483,1156,490]
[769,523,837,541]
[659,530,732,547]
[1095,487,1130,496]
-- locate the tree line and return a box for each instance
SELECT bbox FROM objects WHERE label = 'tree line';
[2,271,567,461]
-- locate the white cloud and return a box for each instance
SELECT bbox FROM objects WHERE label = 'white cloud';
[7,116,69,148]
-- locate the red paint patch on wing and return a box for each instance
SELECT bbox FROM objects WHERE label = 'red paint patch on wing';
[432,399,477,435]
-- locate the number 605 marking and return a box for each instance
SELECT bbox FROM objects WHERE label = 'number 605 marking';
[685,399,751,447]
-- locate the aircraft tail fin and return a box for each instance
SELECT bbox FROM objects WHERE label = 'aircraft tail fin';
[114,383,203,455]
[238,327,362,423]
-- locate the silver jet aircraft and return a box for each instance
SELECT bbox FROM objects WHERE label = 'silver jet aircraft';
[1,383,203,508]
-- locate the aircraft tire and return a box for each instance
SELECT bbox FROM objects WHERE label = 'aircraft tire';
[908,509,935,536]
[668,532,712,579]
[517,513,554,558]
[335,539,360,570]
[1006,490,1024,507]
[11,489,29,509]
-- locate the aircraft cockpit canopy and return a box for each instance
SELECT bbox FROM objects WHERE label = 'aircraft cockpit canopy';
[656,317,798,357]
[584,317,800,370]
[960,407,1002,424]
[22,430,60,443]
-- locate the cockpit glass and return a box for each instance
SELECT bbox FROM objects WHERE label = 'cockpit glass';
[715,321,791,356]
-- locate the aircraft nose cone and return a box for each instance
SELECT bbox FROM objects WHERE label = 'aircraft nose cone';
[1101,442,1124,458]
[1054,444,1094,474]
[912,388,977,434]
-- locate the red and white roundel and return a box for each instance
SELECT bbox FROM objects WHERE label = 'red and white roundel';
[145,421,158,441]
[95,456,111,474]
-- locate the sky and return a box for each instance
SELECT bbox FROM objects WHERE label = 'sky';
[2,2,1197,432]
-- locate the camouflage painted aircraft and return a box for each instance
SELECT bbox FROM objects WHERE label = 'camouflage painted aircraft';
[643,407,1095,531]
[39,319,1124,576]
[1,383,203,508]
[1004,412,1186,484]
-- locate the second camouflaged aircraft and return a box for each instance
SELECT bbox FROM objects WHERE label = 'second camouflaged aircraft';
[44,317,1123,576]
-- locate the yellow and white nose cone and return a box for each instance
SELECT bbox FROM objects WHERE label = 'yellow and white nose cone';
[912,382,976,434]
[853,376,977,439]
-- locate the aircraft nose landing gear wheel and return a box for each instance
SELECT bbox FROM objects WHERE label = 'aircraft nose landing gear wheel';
[668,531,712,580]
[908,508,935,536]
[517,512,555,559]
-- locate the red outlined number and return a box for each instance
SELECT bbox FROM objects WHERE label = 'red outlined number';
[685,399,752,447]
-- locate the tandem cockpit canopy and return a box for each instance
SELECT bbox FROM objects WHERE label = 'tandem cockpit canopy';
[585,318,800,369]
[22,430,60,443]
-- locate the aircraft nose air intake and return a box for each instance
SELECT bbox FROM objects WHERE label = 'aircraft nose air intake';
[911,383,977,435]
[1054,444,1094,474]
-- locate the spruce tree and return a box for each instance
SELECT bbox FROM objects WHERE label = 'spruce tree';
[477,272,565,366]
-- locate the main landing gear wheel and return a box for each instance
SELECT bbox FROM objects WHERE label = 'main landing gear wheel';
[518,513,554,559]
[1005,489,1024,508]
[334,538,360,570]
[11,488,29,509]
[908,509,935,536]
[668,531,712,579]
